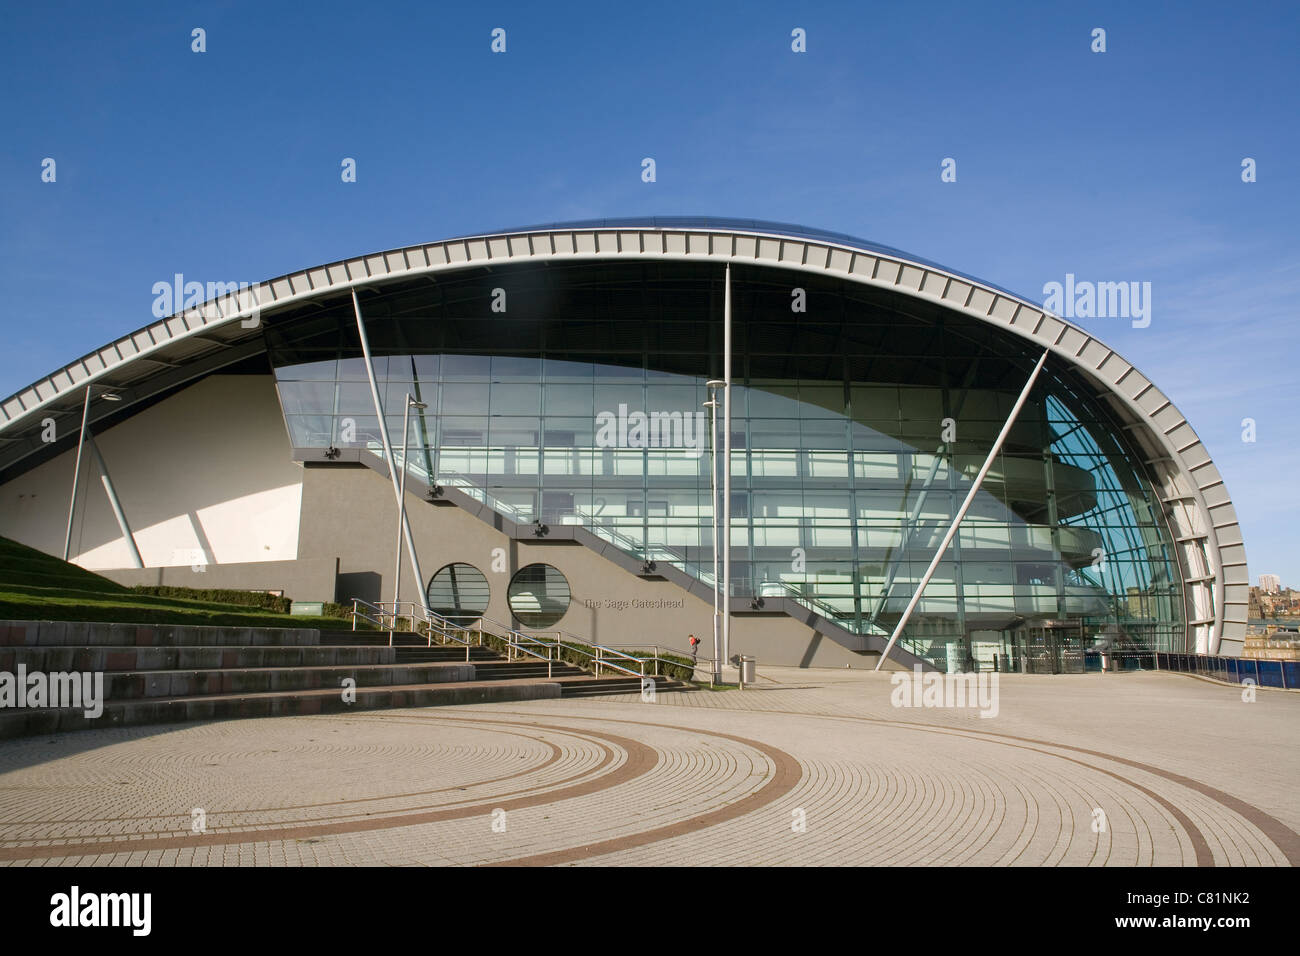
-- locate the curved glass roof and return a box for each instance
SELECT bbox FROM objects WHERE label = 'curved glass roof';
[453,216,1027,302]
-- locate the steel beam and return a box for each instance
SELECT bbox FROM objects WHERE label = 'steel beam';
[62,387,94,561]
[87,437,144,568]
[352,289,429,614]
[875,349,1051,670]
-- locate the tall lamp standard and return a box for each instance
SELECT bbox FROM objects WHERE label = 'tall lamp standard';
[704,380,725,684]
[393,394,428,625]
[721,264,733,667]
[63,384,122,562]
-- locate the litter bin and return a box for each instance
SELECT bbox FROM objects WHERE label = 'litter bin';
[739,656,756,685]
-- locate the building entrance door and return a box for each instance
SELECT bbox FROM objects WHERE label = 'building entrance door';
[1016,620,1086,674]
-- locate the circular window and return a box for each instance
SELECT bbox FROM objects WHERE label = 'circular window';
[507,563,571,628]
[426,562,490,624]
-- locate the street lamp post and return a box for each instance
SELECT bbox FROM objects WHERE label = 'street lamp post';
[722,265,732,668]
[393,394,428,626]
[63,384,121,562]
[704,380,725,684]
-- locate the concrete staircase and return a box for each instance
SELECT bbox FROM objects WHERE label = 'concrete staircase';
[325,628,694,696]
[0,620,693,739]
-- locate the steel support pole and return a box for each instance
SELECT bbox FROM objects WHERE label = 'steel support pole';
[875,349,1051,671]
[352,289,430,615]
[86,438,143,568]
[63,386,94,561]
[705,391,722,683]
[722,265,732,666]
[394,397,413,615]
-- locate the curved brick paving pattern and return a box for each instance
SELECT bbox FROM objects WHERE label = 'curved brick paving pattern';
[0,669,1294,866]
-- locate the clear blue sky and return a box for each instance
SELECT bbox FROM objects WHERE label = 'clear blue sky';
[2,1,1297,585]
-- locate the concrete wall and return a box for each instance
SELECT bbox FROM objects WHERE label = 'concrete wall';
[297,462,874,668]
[0,375,303,570]
[100,556,339,602]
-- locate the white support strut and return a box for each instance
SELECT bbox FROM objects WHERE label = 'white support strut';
[875,349,1051,671]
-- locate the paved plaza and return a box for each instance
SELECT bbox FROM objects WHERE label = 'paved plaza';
[0,668,1295,866]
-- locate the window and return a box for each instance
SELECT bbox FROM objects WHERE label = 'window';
[426,563,490,624]
[507,564,571,628]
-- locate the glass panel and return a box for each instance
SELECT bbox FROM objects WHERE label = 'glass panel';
[507,564,572,628]
[426,563,490,624]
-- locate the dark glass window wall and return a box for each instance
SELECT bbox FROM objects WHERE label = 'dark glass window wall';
[267,261,1184,666]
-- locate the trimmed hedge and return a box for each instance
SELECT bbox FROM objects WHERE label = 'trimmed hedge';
[322,601,357,620]
[618,648,695,682]
[127,592,365,624]
[131,585,292,613]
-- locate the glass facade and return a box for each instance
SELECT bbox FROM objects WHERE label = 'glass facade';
[267,260,1184,667]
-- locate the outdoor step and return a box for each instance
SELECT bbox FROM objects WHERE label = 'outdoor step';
[471,659,585,670]
[392,646,500,661]
[0,644,395,673]
[471,663,589,680]
[97,662,478,700]
[321,632,499,656]
[559,676,692,698]
[0,678,566,739]
[0,620,324,648]
[0,617,697,738]
[319,630,433,647]
[559,677,644,690]
[318,631,397,646]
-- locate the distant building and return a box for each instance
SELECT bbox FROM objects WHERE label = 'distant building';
[1125,586,1150,619]
[1260,574,1282,594]
[1249,587,1265,618]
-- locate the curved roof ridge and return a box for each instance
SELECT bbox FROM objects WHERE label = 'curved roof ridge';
[455,216,1027,301]
[0,217,1040,429]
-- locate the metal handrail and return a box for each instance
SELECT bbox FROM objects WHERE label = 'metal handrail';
[561,642,643,679]
[472,614,648,679]
[534,627,696,680]
[352,598,479,656]
[600,642,718,666]
[354,596,701,683]
[533,631,644,679]
[469,613,568,675]
[351,597,393,633]
[756,579,891,635]
[598,642,722,684]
